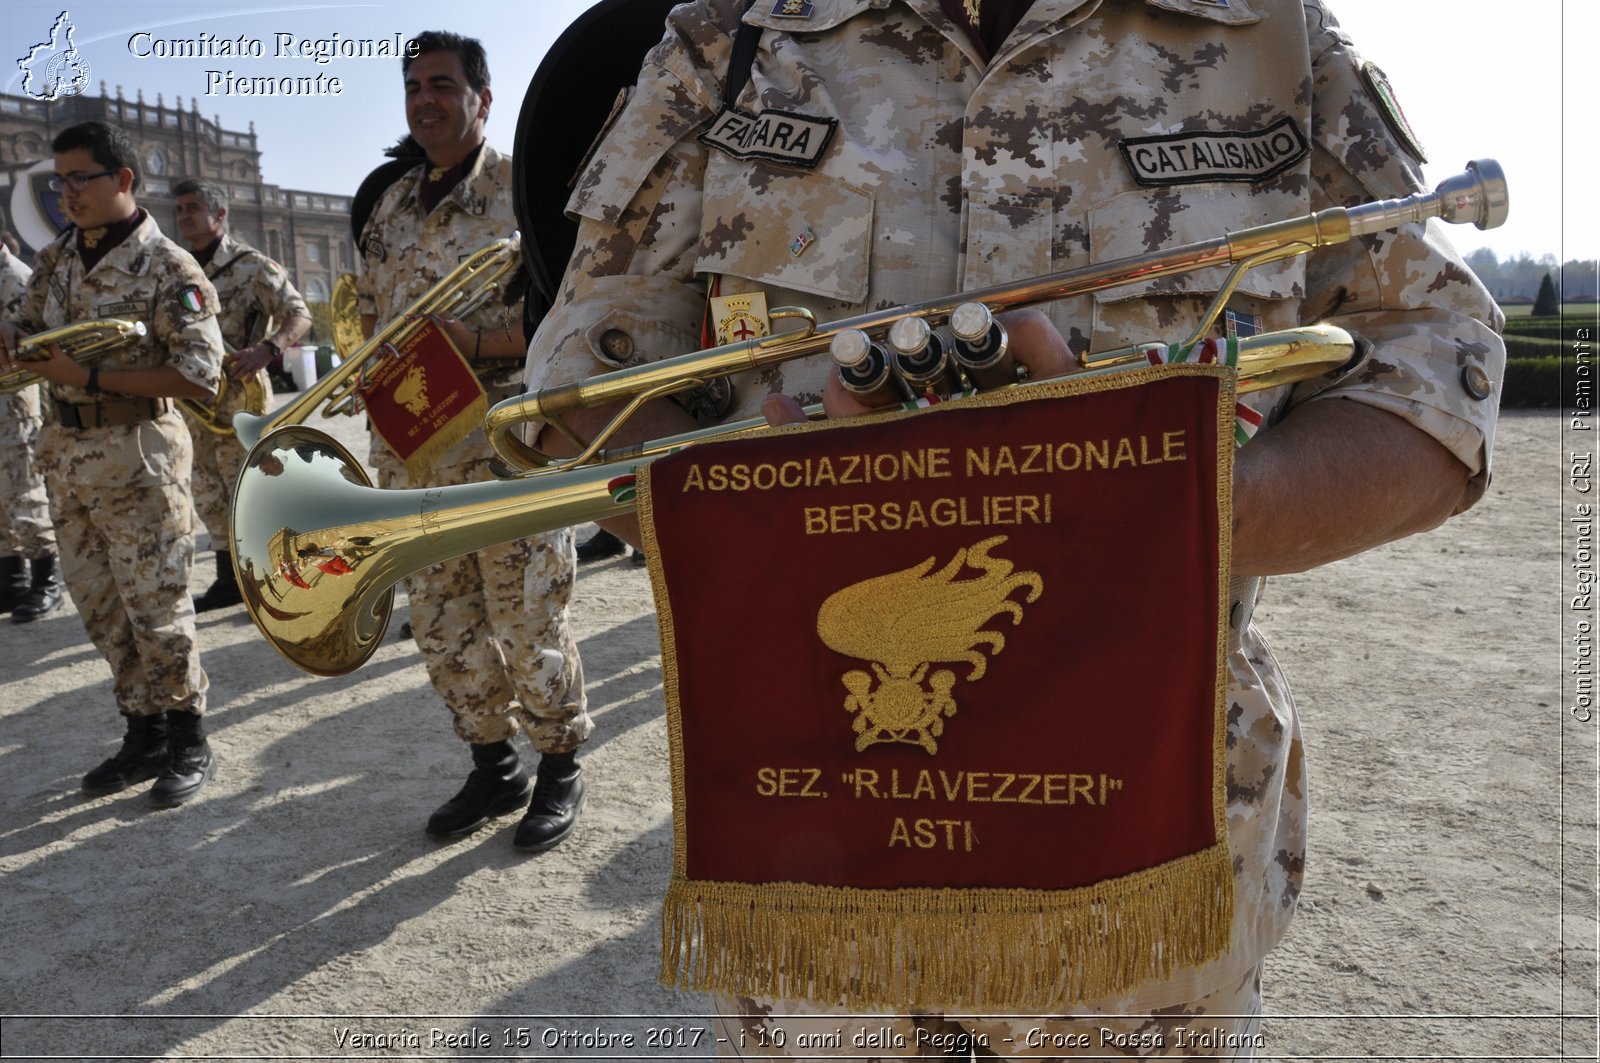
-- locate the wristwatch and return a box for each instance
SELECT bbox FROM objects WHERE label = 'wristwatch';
[261,339,281,360]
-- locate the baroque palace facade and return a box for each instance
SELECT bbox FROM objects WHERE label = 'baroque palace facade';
[0,83,354,305]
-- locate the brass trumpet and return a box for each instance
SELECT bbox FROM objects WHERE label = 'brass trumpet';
[233,160,1508,677]
[487,159,1509,473]
[0,319,148,392]
[231,235,524,448]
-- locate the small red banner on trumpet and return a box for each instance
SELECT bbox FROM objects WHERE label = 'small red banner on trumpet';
[360,317,487,479]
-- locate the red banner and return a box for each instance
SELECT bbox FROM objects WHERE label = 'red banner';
[644,365,1237,1011]
[360,317,487,479]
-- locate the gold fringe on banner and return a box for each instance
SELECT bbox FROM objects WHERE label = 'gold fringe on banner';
[399,389,487,482]
[659,843,1233,1012]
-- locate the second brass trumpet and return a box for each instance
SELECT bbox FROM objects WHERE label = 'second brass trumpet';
[0,319,147,393]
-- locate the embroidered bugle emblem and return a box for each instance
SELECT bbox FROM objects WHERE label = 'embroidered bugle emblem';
[817,536,1042,755]
[395,365,429,416]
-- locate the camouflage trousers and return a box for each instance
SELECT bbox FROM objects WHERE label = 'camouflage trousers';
[50,476,207,718]
[399,526,591,750]
[189,368,271,543]
[712,965,1263,1060]
[0,388,56,558]
[373,439,590,750]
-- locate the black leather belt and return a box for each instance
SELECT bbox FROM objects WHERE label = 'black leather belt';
[55,397,171,429]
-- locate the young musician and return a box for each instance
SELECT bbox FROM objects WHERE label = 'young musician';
[0,122,224,806]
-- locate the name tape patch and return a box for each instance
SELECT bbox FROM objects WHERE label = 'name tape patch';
[97,298,152,317]
[699,106,837,169]
[1119,116,1309,186]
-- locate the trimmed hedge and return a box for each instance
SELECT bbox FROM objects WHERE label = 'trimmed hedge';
[1502,357,1590,408]
[1503,317,1569,341]
[1505,335,1569,361]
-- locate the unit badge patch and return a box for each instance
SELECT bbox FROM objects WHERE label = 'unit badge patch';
[1118,116,1309,186]
[700,106,837,169]
[1360,61,1427,163]
[710,291,772,346]
[174,284,206,314]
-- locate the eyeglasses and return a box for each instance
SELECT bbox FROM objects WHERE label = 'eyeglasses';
[47,170,119,193]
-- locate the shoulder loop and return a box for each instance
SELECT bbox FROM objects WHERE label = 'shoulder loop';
[211,251,254,277]
[724,0,763,108]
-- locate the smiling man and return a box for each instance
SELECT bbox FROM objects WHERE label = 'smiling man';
[0,121,224,807]
[354,32,591,853]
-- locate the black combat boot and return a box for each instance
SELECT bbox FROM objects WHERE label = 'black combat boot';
[149,710,216,807]
[426,740,534,839]
[512,751,585,853]
[11,554,63,623]
[82,713,170,795]
[0,556,29,614]
[575,528,627,563]
[193,551,244,613]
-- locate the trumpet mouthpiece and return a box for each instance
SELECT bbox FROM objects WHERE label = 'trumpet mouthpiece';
[1437,159,1509,231]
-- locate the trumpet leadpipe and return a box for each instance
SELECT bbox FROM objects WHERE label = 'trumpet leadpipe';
[485,160,1505,474]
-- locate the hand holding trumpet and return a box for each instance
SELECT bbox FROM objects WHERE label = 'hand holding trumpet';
[759,307,1081,426]
[225,342,278,381]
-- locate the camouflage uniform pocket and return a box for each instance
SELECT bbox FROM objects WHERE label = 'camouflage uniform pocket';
[1087,183,1307,353]
[694,158,872,305]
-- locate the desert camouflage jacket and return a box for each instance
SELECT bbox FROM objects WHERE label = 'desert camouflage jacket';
[356,141,523,396]
[17,212,223,485]
[203,231,309,352]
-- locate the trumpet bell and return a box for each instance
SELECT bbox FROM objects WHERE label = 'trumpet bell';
[232,427,394,676]
[234,418,636,675]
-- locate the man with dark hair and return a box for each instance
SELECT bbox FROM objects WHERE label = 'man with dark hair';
[0,230,62,623]
[172,177,311,612]
[356,32,591,851]
[0,121,224,807]
[402,29,490,93]
[49,122,142,192]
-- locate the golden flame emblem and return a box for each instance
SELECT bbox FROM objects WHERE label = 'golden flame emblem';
[816,535,1042,754]
[394,366,429,416]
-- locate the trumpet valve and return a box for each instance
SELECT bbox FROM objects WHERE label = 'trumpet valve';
[947,301,1015,390]
[887,315,934,358]
[831,328,878,371]
[831,329,910,406]
[948,301,995,346]
[887,316,961,396]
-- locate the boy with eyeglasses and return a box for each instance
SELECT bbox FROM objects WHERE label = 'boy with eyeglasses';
[0,121,225,807]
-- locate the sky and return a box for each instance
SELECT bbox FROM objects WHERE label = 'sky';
[3,0,1593,267]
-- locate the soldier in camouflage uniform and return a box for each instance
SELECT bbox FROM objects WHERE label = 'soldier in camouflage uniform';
[172,178,312,613]
[0,233,62,622]
[356,30,591,851]
[0,122,224,808]
[523,0,1503,1055]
